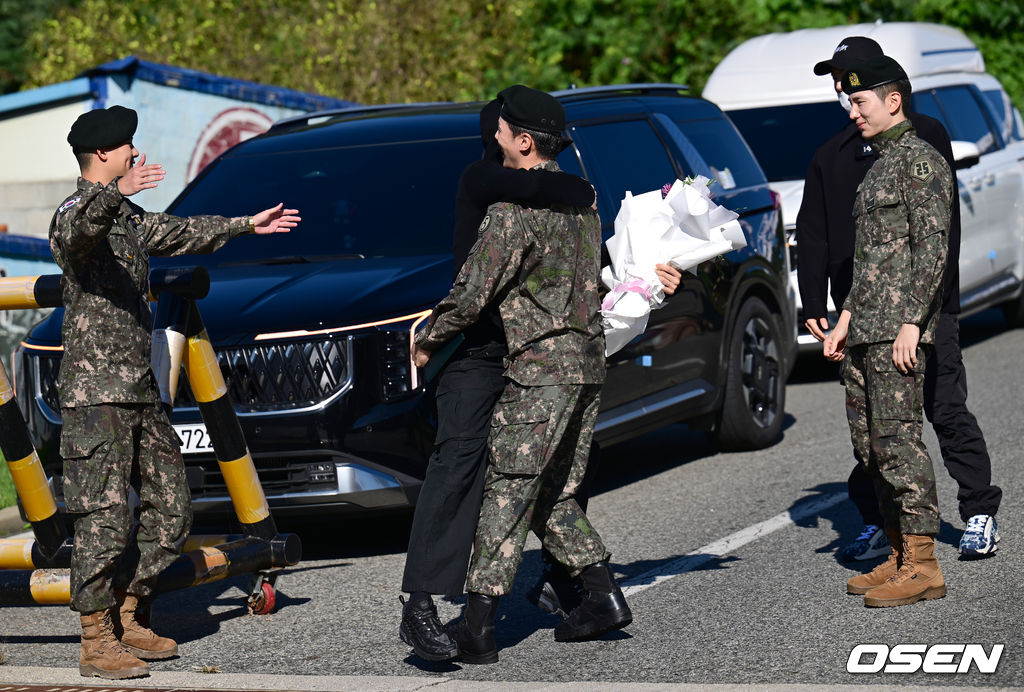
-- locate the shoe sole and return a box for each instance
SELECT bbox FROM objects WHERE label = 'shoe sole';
[554,609,633,642]
[79,663,150,679]
[122,643,178,660]
[399,625,457,662]
[864,584,947,607]
[458,649,499,665]
[960,538,1000,558]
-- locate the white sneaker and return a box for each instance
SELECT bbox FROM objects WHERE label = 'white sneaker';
[838,524,890,562]
[959,515,999,557]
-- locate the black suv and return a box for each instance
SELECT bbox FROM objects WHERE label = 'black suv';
[16,84,796,520]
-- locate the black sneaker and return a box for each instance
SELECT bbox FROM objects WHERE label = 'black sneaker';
[398,596,457,661]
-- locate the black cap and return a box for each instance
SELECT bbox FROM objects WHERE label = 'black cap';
[497,84,565,135]
[813,36,883,76]
[67,105,138,151]
[842,55,909,94]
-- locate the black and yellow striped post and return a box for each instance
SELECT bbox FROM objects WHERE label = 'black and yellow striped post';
[0,533,242,571]
[0,276,68,560]
[180,301,278,542]
[0,534,299,606]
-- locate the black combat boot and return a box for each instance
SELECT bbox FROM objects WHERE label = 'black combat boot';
[399,594,457,661]
[527,558,583,618]
[554,561,632,642]
[448,592,499,664]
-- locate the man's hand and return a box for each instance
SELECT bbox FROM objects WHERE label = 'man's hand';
[412,344,431,368]
[823,310,850,362]
[892,323,920,374]
[252,203,301,234]
[117,154,165,196]
[804,316,831,342]
[655,263,682,295]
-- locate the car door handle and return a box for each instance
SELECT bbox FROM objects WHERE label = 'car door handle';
[968,177,983,191]
[983,174,996,186]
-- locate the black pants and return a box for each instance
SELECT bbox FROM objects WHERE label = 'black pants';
[848,312,1001,524]
[401,354,505,597]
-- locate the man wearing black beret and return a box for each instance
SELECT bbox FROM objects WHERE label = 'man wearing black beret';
[413,85,631,663]
[823,55,951,607]
[798,36,1001,566]
[52,105,300,680]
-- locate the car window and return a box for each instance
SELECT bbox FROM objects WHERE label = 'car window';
[168,137,481,263]
[676,117,763,190]
[557,142,586,179]
[910,91,951,133]
[932,85,1000,154]
[980,88,1020,143]
[725,102,850,182]
[571,119,678,225]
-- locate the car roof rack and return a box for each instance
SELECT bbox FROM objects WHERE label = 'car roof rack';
[269,102,452,132]
[550,83,690,99]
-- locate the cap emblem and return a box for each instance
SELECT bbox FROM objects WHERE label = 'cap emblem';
[848,72,861,87]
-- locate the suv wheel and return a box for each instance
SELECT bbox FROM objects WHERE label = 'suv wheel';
[715,296,785,451]
[1002,291,1024,329]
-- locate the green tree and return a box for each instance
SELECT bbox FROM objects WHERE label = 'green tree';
[0,0,74,94]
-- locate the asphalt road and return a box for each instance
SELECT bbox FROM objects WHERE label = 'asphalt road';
[2,309,1021,688]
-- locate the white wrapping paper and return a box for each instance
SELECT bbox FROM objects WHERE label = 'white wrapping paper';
[601,176,747,356]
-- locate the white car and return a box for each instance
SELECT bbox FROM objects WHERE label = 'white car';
[703,22,1024,350]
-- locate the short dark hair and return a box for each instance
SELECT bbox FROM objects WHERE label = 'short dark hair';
[508,122,562,160]
[871,79,912,116]
[74,150,94,170]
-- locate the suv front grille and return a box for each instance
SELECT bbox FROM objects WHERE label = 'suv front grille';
[31,336,353,414]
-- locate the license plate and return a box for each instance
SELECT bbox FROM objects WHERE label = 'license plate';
[174,423,216,455]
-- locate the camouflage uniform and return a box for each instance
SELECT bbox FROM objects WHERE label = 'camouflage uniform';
[843,120,951,536]
[49,176,251,613]
[416,160,609,596]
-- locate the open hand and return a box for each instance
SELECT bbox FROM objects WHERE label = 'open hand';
[117,154,165,196]
[252,203,301,234]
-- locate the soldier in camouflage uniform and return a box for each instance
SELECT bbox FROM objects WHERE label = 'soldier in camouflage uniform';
[824,56,951,608]
[51,105,299,679]
[413,86,631,663]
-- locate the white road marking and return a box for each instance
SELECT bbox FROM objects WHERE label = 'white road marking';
[621,491,849,597]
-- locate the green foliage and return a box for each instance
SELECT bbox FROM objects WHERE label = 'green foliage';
[0,454,14,510]
[6,0,1024,111]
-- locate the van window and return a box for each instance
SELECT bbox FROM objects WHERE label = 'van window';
[169,137,482,263]
[726,102,850,182]
[675,117,763,190]
[910,91,951,134]
[572,119,678,224]
[932,86,999,154]
[981,88,1020,143]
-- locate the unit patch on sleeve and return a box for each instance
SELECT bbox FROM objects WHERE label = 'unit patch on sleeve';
[911,157,934,183]
[58,197,80,214]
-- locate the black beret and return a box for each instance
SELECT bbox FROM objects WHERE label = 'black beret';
[497,84,565,136]
[813,36,883,76]
[842,55,909,95]
[67,105,138,151]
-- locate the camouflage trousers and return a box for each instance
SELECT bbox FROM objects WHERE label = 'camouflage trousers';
[843,343,940,535]
[61,402,191,614]
[466,382,610,596]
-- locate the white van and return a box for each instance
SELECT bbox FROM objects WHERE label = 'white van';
[703,22,1024,349]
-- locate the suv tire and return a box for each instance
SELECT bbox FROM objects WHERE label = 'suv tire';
[715,297,785,451]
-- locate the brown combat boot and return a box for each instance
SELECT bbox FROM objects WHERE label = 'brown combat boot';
[864,534,946,607]
[79,609,150,679]
[114,592,179,660]
[847,530,901,595]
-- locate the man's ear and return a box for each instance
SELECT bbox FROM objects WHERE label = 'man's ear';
[888,91,902,116]
[519,131,533,156]
[94,148,109,163]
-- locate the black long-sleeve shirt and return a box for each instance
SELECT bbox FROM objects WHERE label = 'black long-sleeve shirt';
[796,112,961,318]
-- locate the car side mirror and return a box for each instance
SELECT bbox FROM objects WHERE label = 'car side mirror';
[951,140,981,170]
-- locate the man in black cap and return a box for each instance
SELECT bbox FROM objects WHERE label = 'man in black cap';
[797,37,1001,562]
[413,85,632,662]
[52,105,299,679]
[824,54,951,607]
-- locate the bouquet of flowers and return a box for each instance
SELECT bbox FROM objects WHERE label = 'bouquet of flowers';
[601,176,747,356]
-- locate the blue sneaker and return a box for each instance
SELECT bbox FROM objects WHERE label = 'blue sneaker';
[838,524,890,562]
[960,515,1000,558]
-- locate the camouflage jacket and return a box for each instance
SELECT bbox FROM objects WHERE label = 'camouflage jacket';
[49,176,251,407]
[847,120,951,346]
[417,161,605,385]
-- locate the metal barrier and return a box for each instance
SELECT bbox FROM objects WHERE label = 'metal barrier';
[0,269,300,613]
